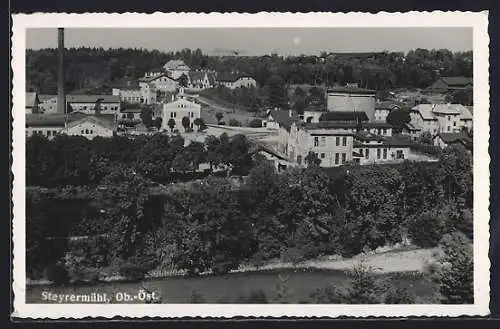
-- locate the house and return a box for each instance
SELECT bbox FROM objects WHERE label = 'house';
[163,60,191,80]
[61,114,116,140]
[26,113,66,138]
[144,68,164,78]
[352,132,410,165]
[37,94,58,114]
[250,143,294,172]
[216,72,257,90]
[409,103,473,136]
[162,88,201,132]
[427,76,473,94]
[433,132,473,151]
[119,108,143,121]
[139,73,178,96]
[326,85,377,122]
[188,71,216,89]
[374,102,401,122]
[26,92,39,114]
[264,109,299,129]
[66,95,121,115]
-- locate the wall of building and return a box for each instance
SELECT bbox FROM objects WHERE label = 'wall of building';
[64,121,114,140]
[26,126,64,139]
[327,92,376,121]
[69,102,120,114]
[39,98,58,113]
[434,112,462,133]
[374,108,390,122]
[303,111,323,123]
[162,99,201,132]
[354,145,409,165]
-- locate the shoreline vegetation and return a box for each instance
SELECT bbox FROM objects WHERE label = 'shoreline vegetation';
[27,246,438,286]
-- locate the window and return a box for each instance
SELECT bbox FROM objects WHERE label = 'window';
[359,149,363,156]
[81,130,84,134]
[447,126,451,131]
[377,149,381,159]
[190,112,194,118]
[297,155,302,165]
[320,136,326,146]
[383,148,387,159]
[314,137,319,147]
[90,130,94,134]
[342,153,346,164]
[453,122,457,127]
[83,106,87,111]
[448,115,451,121]
[336,137,340,146]
[383,128,387,135]
[335,153,339,164]
[397,150,404,159]
[320,153,325,159]
[365,149,369,159]
[174,112,177,118]
[53,130,58,136]
[85,129,89,134]
[47,131,51,137]
[342,137,347,146]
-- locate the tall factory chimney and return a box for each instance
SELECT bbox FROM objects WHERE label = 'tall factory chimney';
[57,28,66,114]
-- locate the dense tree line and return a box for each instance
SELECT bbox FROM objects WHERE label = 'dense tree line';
[27,137,472,301]
[26,47,472,94]
[26,132,253,187]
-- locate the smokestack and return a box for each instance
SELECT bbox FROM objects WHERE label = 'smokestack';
[57,28,66,114]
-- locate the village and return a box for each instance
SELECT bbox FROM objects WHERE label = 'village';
[23,27,475,305]
[25,54,473,171]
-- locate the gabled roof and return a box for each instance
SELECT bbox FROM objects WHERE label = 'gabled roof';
[439,77,473,86]
[217,72,254,82]
[26,112,88,127]
[411,104,439,120]
[434,132,471,144]
[120,108,143,113]
[269,109,299,129]
[458,105,473,120]
[138,73,178,83]
[163,59,189,70]
[318,111,369,122]
[66,114,116,131]
[327,86,377,94]
[66,94,120,104]
[38,94,57,101]
[431,104,462,115]
[26,92,38,108]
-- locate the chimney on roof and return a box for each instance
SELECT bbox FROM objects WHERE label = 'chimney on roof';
[57,28,66,114]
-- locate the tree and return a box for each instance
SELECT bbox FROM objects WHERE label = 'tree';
[178,73,189,87]
[305,151,321,168]
[153,117,162,130]
[418,131,433,144]
[167,118,176,132]
[140,108,153,127]
[265,75,287,109]
[193,118,202,131]
[386,108,411,130]
[181,116,191,132]
[434,232,473,303]
[215,112,223,124]
[229,118,241,127]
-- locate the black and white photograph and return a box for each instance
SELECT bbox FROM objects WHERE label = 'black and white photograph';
[11,12,490,318]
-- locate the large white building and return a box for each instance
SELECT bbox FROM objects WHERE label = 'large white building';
[162,89,201,132]
[66,95,121,115]
[327,85,377,122]
[61,115,116,140]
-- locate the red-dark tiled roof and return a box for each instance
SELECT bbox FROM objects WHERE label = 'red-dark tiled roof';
[319,111,369,122]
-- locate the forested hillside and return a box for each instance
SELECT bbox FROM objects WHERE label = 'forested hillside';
[26,47,472,94]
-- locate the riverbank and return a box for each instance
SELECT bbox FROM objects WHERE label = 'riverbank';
[27,246,439,286]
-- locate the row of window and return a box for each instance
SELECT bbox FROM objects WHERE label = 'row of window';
[78,105,119,111]
[29,130,59,137]
[169,111,196,118]
[80,129,95,135]
[334,153,347,165]
[313,136,348,147]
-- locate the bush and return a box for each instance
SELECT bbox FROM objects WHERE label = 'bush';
[229,119,242,127]
[118,254,158,282]
[45,262,70,285]
[280,247,305,264]
[408,208,449,248]
[236,290,268,304]
[384,286,416,304]
[249,118,263,128]
[409,143,442,156]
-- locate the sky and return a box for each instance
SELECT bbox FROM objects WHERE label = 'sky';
[26,27,473,56]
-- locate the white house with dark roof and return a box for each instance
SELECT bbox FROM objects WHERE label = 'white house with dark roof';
[66,95,121,115]
[162,88,201,132]
[37,94,58,114]
[409,103,473,136]
[61,115,116,139]
[188,71,216,89]
[216,72,257,89]
[139,73,178,96]
[163,60,191,79]
[433,132,473,151]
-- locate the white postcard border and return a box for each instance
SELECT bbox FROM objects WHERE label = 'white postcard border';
[11,11,490,318]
